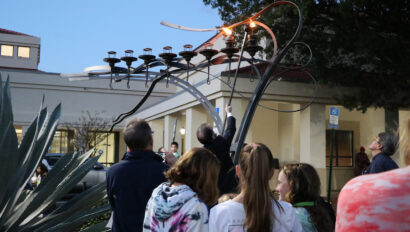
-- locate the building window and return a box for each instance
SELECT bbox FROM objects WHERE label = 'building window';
[89,131,118,167]
[14,126,23,144]
[1,44,13,56]
[49,130,74,154]
[18,46,30,58]
[326,130,353,167]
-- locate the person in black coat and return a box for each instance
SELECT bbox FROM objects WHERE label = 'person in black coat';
[197,105,238,195]
[106,118,176,232]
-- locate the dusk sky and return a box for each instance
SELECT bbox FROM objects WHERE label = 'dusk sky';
[1,0,222,74]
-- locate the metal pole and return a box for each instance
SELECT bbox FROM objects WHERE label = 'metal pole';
[222,31,248,135]
[327,129,335,202]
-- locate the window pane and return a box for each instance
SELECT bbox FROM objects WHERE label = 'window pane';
[326,130,353,167]
[49,131,61,153]
[48,130,72,153]
[337,131,353,157]
[1,45,13,56]
[14,126,23,144]
[338,157,353,166]
[18,46,30,58]
[326,156,337,166]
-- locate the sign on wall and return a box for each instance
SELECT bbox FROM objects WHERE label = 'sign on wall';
[329,106,340,129]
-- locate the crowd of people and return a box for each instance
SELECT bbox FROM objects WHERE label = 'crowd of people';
[106,105,409,232]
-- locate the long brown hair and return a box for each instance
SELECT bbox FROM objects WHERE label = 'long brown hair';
[282,163,333,232]
[400,117,410,165]
[239,143,281,232]
[165,147,220,205]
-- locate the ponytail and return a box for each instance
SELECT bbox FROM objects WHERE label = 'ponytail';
[239,143,281,232]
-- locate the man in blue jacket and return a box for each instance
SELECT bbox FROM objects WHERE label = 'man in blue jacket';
[107,118,173,231]
[364,132,399,174]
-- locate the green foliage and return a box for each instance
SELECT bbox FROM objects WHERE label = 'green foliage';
[0,74,111,232]
[203,0,410,111]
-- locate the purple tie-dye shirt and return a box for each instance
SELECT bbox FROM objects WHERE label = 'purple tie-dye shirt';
[143,182,209,232]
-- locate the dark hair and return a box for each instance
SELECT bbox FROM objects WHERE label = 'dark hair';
[378,132,398,156]
[239,143,282,232]
[196,123,214,145]
[165,147,220,205]
[282,163,333,232]
[171,142,178,147]
[37,163,48,177]
[123,118,152,150]
[157,147,165,153]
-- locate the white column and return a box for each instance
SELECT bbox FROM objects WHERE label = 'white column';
[149,119,165,152]
[164,115,173,151]
[300,103,327,195]
[185,107,208,151]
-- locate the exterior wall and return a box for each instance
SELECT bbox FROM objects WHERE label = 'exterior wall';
[399,110,410,167]
[1,68,173,163]
[0,33,40,69]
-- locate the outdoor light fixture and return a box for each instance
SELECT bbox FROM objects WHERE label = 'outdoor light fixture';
[179,44,197,81]
[180,127,186,135]
[120,50,138,88]
[103,51,121,89]
[138,48,156,87]
[249,21,256,28]
[221,36,239,83]
[199,43,219,84]
[159,46,177,87]
[222,27,232,36]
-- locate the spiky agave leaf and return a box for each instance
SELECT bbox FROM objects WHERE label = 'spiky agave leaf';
[0,74,111,231]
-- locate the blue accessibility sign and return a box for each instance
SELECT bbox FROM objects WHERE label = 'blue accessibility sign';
[329,107,339,129]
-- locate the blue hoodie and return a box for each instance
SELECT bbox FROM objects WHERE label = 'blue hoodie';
[143,182,209,232]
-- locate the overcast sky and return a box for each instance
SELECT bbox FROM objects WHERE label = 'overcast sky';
[1,0,222,73]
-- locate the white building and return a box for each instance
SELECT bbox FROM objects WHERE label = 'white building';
[1,28,409,202]
[0,28,174,166]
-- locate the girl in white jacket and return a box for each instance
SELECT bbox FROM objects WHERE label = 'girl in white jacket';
[143,147,220,231]
[209,143,302,232]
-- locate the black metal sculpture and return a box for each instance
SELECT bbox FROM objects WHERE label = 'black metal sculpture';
[64,1,318,164]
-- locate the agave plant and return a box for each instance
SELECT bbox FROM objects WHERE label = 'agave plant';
[0,75,111,232]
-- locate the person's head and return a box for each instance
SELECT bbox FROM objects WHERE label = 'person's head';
[123,118,153,151]
[276,163,333,232]
[360,146,365,152]
[170,142,178,153]
[369,132,398,156]
[275,163,321,203]
[218,193,238,204]
[237,143,277,232]
[36,163,48,176]
[165,147,220,205]
[197,123,215,145]
[400,117,410,165]
[157,147,167,154]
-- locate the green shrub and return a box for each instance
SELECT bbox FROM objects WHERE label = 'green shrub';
[0,75,111,232]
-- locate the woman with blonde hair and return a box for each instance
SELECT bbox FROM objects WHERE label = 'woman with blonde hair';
[336,117,410,232]
[143,147,220,231]
[210,143,302,232]
[276,163,334,232]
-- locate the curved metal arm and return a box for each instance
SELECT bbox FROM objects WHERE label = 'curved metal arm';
[233,1,304,164]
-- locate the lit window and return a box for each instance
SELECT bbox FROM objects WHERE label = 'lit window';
[1,45,13,56]
[326,130,353,167]
[18,46,30,58]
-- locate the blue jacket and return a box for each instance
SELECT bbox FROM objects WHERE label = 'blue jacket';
[107,150,168,232]
[364,152,398,174]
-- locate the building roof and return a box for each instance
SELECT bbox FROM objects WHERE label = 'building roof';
[221,62,313,83]
[0,28,35,37]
